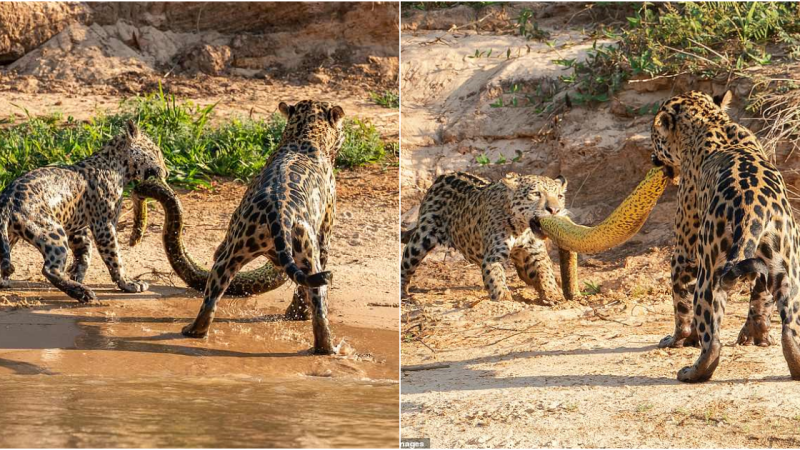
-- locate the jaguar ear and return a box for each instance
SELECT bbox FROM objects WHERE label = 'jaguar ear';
[654,111,673,134]
[713,90,733,112]
[501,172,520,191]
[555,175,567,191]
[125,119,141,140]
[278,102,294,118]
[328,105,345,127]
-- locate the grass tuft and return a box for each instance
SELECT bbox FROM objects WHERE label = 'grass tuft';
[369,90,399,109]
[0,87,388,190]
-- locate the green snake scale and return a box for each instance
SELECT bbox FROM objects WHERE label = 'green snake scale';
[540,167,669,254]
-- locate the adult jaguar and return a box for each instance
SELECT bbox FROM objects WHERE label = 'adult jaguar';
[180,100,344,355]
[651,90,800,382]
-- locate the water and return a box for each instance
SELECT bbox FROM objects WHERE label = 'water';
[0,375,399,448]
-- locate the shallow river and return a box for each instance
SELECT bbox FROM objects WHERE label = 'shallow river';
[0,375,399,448]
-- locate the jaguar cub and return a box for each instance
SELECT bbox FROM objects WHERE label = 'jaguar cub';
[0,121,168,302]
[181,100,344,355]
[401,172,568,304]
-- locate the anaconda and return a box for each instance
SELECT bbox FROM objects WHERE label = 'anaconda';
[535,167,669,254]
[130,178,287,295]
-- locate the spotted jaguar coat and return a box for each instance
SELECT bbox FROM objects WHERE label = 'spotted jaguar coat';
[0,121,168,301]
[181,100,344,355]
[651,90,800,382]
[401,172,568,304]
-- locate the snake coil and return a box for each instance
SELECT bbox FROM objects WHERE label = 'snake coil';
[130,178,287,295]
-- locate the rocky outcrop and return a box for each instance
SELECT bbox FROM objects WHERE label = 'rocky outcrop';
[0,2,90,64]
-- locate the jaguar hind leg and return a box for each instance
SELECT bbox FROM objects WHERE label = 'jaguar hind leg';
[677,266,725,383]
[22,220,96,302]
[67,229,93,283]
[0,235,18,288]
[776,278,800,379]
[660,250,700,348]
[291,223,333,354]
[400,222,439,297]
[737,273,774,346]
[182,237,250,338]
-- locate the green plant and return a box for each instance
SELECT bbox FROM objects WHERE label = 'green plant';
[636,403,654,413]
[517,8,550,41]
[369,90,399,109]
[338,119,387,168]
[0,86,388,190]
[620,2,800,77]
[475,153,490,165]
[468,48,493,59]
[548,2,800,110]
[582,280,601,296]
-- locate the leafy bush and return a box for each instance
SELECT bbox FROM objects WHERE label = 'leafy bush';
[620,2,800,76]
[553,2,800,107]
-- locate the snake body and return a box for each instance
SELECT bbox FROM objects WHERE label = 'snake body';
[539,167,669,254]
[130,178,287,295]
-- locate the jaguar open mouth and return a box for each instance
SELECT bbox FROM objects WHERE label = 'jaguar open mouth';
[651,154,675,179]
[529,217,545,238]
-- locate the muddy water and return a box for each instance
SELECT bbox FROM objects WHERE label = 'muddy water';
[0,376,398,448]
[0,290,399,448]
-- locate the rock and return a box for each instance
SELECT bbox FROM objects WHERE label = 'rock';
[0,2,90,63]
[368,55,399,82]
[308,71,330,85]
[8,23,153,84]
[13,76,38,94]
[180,44,232,76]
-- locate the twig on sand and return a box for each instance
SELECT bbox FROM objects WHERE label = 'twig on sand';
[402,363,450,372]
[417,337,436,354]
[486,322,541,346]
[367,302,399,308]
[446,12,497,33]
[589,305,641,327]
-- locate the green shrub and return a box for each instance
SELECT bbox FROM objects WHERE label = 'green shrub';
[369,91,400,109]
[0,86,388,190]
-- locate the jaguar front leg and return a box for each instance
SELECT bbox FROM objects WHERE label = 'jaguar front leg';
[482,236,512,302]
[511,240,563,305]
[91,220,148,293]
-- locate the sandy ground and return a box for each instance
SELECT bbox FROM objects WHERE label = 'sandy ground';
[401,242,800,448]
